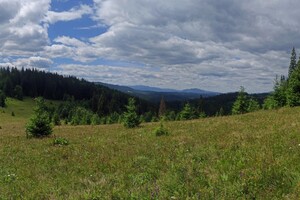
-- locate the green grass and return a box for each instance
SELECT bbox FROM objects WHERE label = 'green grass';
[1,99,300,199]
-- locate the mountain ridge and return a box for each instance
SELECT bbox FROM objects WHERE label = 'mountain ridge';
[96,82,220,102]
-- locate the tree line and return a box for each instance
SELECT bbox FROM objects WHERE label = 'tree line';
[263,47,300,109]
[0,67,155,117]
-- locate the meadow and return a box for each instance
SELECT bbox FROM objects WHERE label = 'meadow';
[1,98,300,199]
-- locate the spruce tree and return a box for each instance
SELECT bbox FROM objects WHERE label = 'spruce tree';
[232,86,249,115]
[286,66,300,106]
[273,75,287,107]
[288,47,297,78]
[13,85,23,100]
[247,98,260,112]
[0,90,6,107]
[179,103,196,120]
[26,97,53,138]
[123,98,140,128]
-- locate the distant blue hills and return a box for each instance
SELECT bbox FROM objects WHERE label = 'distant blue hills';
[96,82,220,102]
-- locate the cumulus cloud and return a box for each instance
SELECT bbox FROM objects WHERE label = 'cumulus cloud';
[86,0,300,92]
[45,4,93,24]
[45,36,100,62]
[0,0,50,56]
[1,0,300,92]
[0,56,53,69]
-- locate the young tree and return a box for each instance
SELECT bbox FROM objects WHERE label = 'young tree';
[26,97,53,138]
[272,75,287,107]
[179,103,196,120]
[0,90,6,107]
[247,98,260,112]
[158,96,166,118]
[123,98,140,128]
[232,86,249,115]
[289,47,297,78]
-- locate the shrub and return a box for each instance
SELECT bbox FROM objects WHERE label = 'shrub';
[11,111,15,117]
[53,137,69,146]
[91,114,101,125]
[26,97,53,138]
[52,112,61,126]
[154,121,169,136]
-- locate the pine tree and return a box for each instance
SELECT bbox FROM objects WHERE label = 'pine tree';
[158,96,166,118]
[232,86,249,115]
[288,47,297,78]
[26,97,53,138]
[123,98,140,128]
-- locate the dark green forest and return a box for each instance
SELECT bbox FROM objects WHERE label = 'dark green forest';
[0,67,155,124]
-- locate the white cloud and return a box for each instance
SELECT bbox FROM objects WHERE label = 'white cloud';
[14,56,53,69]
[0,56,53,70]
[45,4,93,24]
[1,0,300,93]
[0,0,50,56]
[87,0,300,92]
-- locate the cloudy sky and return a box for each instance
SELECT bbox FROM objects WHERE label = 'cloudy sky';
[0,0,299,93]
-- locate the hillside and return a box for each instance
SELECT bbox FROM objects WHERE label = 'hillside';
[1,100,300,199]
[0,67,155,116]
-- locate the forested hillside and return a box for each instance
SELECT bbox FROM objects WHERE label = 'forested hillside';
[0,67,155,115]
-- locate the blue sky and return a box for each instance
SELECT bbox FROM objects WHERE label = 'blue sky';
[0,0,299,93]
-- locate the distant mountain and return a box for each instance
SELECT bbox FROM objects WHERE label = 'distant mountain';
[130,85,178,93]
[96,83,220,102]
[130,85,219,96]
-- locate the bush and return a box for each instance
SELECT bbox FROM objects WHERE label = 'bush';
[154,121,169,136]
[53,137,69,146]
[52,112,61,126]
[26,97,53,138]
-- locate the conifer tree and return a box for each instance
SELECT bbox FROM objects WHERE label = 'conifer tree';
[288,47,297,78]
[273,75,287,107]
[13,85,23,100]
[158,96,166,118]
[123,98,140,128]
[179,103,196,120]
[232,86,249,114]
[247,98,260,112]
[0,90,5,107]
[286,66,300,106]
[26,97,53,138]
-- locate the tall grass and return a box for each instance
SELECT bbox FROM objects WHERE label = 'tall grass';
[1,99,300,199]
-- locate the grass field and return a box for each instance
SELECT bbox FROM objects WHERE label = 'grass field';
[1,98,300,199]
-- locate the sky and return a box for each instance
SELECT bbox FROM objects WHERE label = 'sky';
[0,0,299,93]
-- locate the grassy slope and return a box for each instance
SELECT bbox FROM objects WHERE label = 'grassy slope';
[1,99,300,199]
